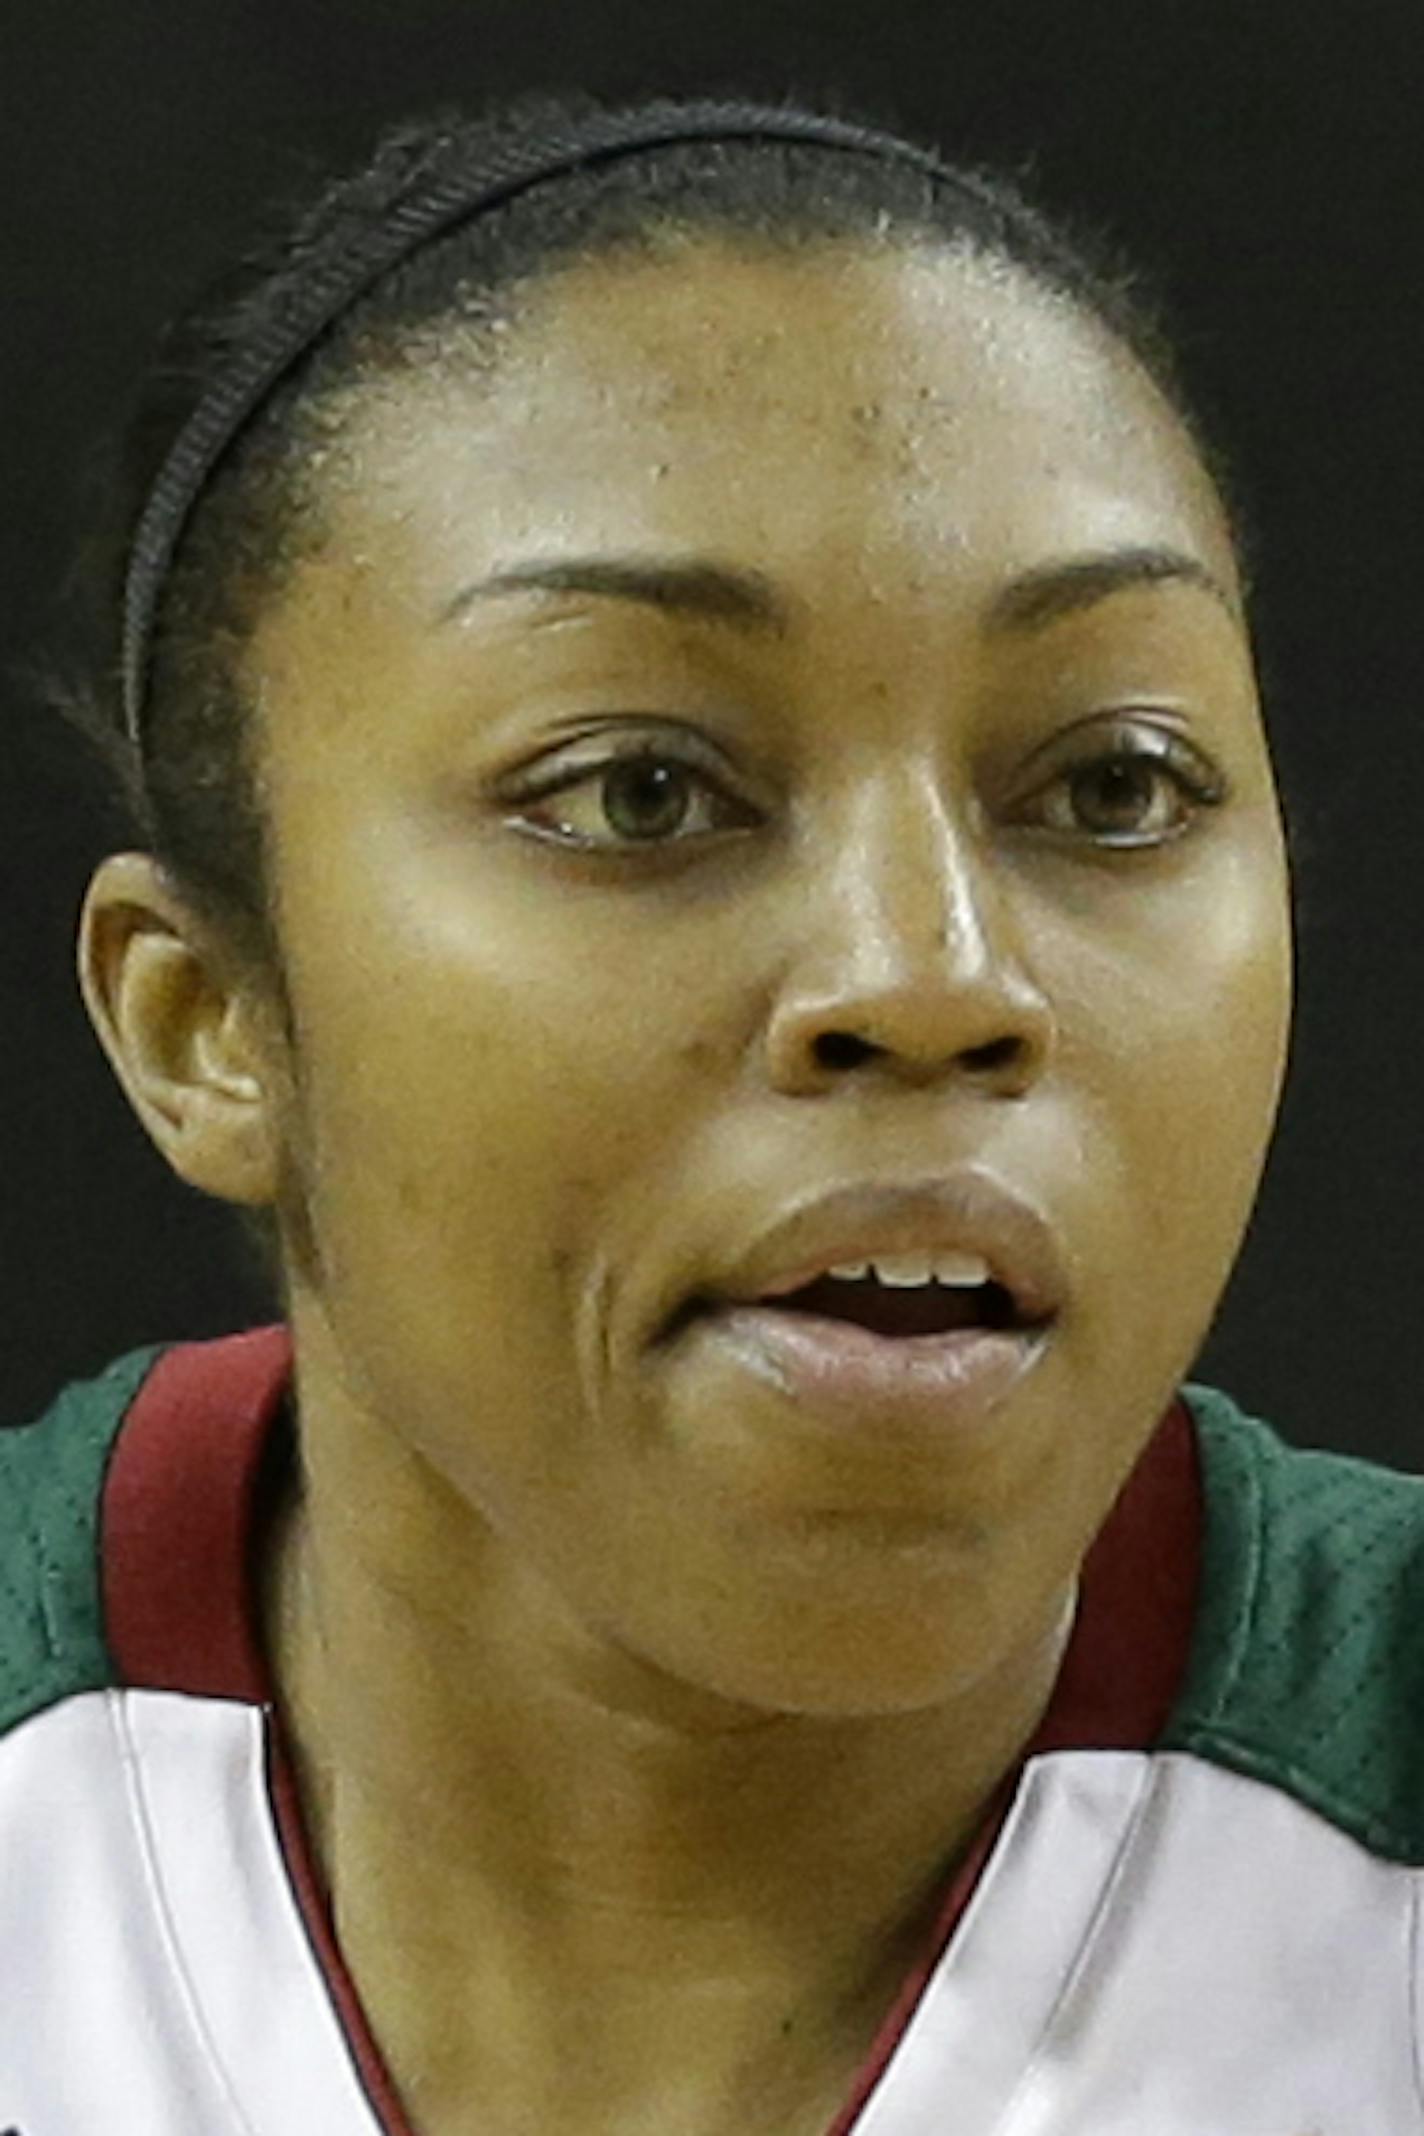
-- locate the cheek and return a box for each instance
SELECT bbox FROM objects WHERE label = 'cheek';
[1063,841,1292,1365]
[273,838,721,1329]
[1141,853,1291,1177]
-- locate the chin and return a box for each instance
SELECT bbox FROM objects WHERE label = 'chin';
[630,1541,1022,1721]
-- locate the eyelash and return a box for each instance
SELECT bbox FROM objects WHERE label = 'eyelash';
[503,728,1227,856]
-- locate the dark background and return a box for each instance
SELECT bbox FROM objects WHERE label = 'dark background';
[3,2,1420,1462]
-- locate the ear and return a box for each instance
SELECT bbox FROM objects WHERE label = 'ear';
[76,852,286,1208]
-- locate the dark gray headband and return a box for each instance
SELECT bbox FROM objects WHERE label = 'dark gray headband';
[121,96,965,754]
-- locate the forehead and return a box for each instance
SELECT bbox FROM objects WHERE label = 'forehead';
[307,237,1236,623]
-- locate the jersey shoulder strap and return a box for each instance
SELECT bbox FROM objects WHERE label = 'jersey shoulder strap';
[0,1343,168,1738]
[1166,1382,1424,1863]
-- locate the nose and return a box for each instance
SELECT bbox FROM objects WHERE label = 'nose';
[763,774,1056,1097]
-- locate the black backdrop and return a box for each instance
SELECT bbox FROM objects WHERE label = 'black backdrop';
[4,0,1421,1462]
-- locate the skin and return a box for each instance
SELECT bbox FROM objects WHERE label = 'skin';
[78,236,1294,2135]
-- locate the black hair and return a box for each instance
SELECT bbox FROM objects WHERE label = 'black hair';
[40,82,1239,1306]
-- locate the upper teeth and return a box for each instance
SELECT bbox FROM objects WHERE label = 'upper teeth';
[825,1251,992,1288]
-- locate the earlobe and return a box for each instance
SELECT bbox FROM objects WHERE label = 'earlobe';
[76,851,282,1209]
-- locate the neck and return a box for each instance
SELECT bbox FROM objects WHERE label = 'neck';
[260,1361,1077,2133]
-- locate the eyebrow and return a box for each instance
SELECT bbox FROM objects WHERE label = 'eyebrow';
[983,546,1240,632]
[438,554,789,634]
[435,543,1240,638]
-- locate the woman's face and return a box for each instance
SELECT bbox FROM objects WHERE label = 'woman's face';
[244,237,1292,1714]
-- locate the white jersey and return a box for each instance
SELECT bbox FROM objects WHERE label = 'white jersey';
[3,1324,1424,2132]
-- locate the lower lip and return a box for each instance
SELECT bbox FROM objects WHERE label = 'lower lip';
[689,1306,1054,1435]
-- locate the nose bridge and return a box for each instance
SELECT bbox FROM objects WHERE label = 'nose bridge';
[830,761,992,973]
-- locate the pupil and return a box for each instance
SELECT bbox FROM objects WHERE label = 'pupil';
[604,758,689,840]
[1078,758,1153,827]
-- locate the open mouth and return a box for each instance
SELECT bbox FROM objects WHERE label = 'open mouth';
[668,1275,1035,1344]
[761,1273,1027,1338]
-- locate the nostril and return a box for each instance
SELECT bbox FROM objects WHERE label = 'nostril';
[814,1030,877,1071]
[965,1036,1022,1072]
[811,1032,1028,1077]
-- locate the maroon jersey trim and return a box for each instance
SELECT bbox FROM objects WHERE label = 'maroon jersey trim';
[101,1323,1202,2135]
[826,1388,1202,2131]
[264,1718,418,2131]
[101,1323,291,1701]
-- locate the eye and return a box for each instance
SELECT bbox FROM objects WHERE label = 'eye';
[501,720,1227,857]
[1029,730,1227,847]
[504,741,757,851]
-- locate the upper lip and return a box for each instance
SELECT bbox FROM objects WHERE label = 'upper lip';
[697,1164,1068,1325]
